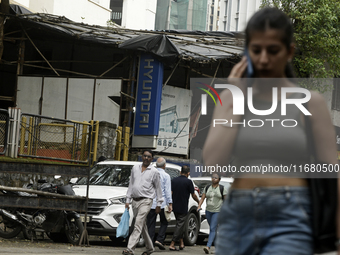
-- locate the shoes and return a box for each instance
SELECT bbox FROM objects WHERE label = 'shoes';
[155,241,165,250]
[141,248,154,255]
[122,249,134,255]
[141,251,153,255]
[169,247,179,251]
[203,247,210,254]
[179,245,185,250]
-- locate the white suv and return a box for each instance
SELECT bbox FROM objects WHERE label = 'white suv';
[72,160,200,246]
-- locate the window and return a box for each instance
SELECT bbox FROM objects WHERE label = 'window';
[210,16,214,25]
[111,12,122,20]
[110,0,123,25]
[77,164,133,187]
[165,168,180,180]
[235,18,239,31]
[236,0,240,13]
[225,0,228,15]
[332,78,340,110]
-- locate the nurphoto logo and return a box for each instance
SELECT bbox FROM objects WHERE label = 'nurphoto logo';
[199,83,311,128]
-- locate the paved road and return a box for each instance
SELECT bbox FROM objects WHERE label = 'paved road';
[0,234,336,255]
[0,234,212,255]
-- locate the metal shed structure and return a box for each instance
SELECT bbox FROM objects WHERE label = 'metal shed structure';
[0,8,244,155]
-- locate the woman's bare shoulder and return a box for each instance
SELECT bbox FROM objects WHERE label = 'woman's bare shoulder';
[307,90,332,123]
[308,90,328,113]
[309,90,326,103]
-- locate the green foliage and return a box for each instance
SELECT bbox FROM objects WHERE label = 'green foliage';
[106,20,120,32]
[261,0,340,92]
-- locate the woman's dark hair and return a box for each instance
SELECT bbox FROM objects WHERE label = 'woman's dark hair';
[212,172,221,180]
[245,7,295,77]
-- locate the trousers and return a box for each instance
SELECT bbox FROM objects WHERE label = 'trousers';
[216,186,313,255]
[127,198,153,253]
[206,210,219,248]
[172,212,187,243]
[147,208,168,244]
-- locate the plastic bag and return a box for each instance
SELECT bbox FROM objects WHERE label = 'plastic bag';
[116,208,130,238]
[164,205,171,222]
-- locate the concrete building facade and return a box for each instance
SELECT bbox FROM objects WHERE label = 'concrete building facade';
[11,0,112,26]
[121,0,157,30]
[207,0,220,31]
[218,0,262,32]
[155,0,209,31]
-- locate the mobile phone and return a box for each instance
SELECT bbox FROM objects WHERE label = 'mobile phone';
[244,48,254,78]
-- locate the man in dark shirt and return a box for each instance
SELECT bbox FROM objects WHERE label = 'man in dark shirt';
[169,165,199,251]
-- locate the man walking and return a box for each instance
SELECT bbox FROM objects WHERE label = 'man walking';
[123,150,163,255]
[147,157,173,250]
[169,165,199,251]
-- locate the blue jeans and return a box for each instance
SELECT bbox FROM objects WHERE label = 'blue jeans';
[206,211,219,248]
[216,186,313,255]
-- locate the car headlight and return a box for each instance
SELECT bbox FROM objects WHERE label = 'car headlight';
[109,197,126,204]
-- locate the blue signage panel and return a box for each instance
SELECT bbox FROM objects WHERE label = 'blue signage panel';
[133,54,164,136]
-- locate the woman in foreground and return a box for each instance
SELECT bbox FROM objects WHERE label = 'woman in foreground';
[203,7,339,255]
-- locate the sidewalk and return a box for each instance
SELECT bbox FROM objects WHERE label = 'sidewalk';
[0,236,206,255]
[0,236,335,255]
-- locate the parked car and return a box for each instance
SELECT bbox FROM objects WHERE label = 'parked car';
[190,176,233,242]
[71,160,200,246]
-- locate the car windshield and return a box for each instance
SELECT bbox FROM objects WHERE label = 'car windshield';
[193,180,232,196]
[76,164,133,187]
[165,168,180,180]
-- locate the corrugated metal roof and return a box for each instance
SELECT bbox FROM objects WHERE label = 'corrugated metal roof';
[7,13,244,64]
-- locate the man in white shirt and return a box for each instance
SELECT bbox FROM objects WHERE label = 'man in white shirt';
[123,150,163,255]
[147,157,173,250]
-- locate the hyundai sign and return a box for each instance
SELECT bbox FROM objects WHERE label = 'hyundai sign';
[133,54,164,136]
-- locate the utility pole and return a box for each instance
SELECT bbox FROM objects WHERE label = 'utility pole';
[0,0,10,61]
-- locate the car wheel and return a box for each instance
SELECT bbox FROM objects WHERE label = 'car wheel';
[183,213,199,246]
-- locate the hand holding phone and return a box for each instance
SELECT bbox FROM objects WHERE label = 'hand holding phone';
[244,48,254,78]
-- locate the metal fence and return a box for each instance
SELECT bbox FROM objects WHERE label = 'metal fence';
[0,109,9,155]
[18,114,94,164]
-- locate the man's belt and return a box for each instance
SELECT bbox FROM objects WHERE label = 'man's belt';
[133,197,147,201]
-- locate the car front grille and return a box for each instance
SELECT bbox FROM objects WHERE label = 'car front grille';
[87,221,104,229]
[87,198,108,215]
